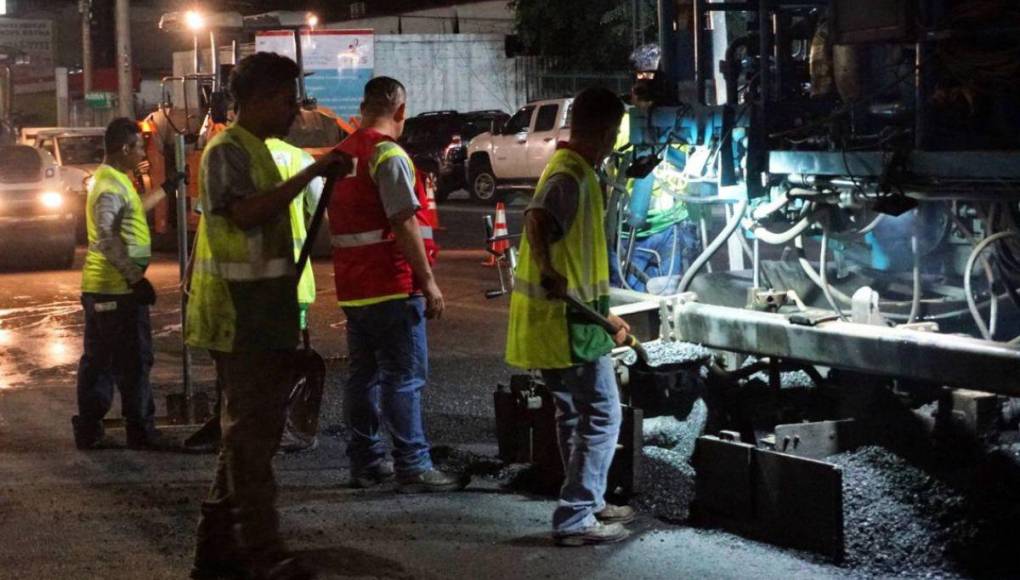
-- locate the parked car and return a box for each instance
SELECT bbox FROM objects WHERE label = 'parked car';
[21,127,106,239]
[465,98,573,203]
[0,145,77,269]
[399,109,510,201]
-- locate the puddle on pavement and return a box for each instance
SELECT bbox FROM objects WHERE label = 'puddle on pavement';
[0,301,84,390]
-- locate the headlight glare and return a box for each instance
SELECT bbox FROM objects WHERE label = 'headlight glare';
[39,191,63,209]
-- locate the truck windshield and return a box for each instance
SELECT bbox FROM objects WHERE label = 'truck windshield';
[56,135,105,165]
[0,146,42,183]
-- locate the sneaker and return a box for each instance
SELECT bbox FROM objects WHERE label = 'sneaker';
[396,468,470,493]
[350,461,396,489]
[127,429,177,451]
[595,504,636,524]
[554,521,630,547]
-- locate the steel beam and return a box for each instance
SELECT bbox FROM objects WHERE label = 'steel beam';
[670,301,1020,396]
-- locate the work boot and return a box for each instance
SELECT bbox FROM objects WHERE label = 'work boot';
[190,559,248,580]
[192,504,245,579]
[396,468,470,493]
[350,461,395,489]
[71,416,119,450]
[127,428,177,451]
[554,521,630,547]
[595,504,636,525]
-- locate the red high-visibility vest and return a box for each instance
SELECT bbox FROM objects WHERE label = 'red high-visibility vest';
[328,128,437,306]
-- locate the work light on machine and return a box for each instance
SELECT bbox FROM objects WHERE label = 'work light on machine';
[39,191,63,209]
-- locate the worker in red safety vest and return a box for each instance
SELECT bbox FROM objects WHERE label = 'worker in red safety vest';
[327,76,467,492]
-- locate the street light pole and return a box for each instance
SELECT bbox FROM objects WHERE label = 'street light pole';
[115,0,134,117]
[79,0,92,95]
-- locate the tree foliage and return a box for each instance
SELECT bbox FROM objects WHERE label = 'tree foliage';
[510,0,659,72]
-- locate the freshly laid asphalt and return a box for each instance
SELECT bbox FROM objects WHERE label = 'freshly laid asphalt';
[0,200,850,579]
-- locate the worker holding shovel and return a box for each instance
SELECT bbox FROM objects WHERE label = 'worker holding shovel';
[505,87,636,547]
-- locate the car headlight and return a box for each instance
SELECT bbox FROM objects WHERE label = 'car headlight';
[39,191,63,209]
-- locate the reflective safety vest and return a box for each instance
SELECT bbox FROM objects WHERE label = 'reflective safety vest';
[614,110,689,237]
[328,128,437,307]
[266,138,318,306]
[506,147,615,369]
[186,124,299,353]
[81,164,151,294]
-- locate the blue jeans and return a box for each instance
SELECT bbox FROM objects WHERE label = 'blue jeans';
[542,356,622,534]
[343,296,433,476]
[75,293,156,443]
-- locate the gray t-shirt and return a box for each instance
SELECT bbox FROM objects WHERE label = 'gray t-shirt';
[92,190,144,284]
[203,142,257,215]
[526,173,580,242]
[373,154,419,220]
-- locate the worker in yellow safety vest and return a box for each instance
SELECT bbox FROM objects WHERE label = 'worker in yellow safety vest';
[182,137,325,455]
[186,52,350,580]
[266,137,323,326]
[72,117,179,451]
[505,87,636,547]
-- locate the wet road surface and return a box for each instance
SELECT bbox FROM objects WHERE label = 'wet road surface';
[0,202,847,579]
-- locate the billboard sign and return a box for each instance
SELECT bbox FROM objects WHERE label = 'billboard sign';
[0,18,54,94]
[256,29,374,120]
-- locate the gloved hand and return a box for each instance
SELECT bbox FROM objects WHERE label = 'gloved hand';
[131,277,157,306]
[161,171,187,198]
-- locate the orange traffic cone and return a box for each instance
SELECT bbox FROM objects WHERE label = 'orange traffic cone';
[482,202,510,267]
[426,174,443,231]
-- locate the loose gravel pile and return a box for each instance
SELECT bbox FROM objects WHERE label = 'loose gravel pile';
[634,398,708,521]
[827,446,976,578]
[636,447,697,521]
[641,340,713,368]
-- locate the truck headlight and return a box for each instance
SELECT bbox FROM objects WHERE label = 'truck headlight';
[39,191,63,209]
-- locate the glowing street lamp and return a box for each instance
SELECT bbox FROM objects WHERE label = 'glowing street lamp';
[306,13,319,29]
[184,10,206,32]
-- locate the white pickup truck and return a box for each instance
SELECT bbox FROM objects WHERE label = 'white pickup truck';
[465,97,572,203]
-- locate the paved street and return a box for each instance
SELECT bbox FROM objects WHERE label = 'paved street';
[0,202,845,579]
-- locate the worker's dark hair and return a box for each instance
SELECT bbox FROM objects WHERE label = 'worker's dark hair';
[570,87,625,137]
[229,52,300,105]
[362,76,406,117]
[104,117,140,153]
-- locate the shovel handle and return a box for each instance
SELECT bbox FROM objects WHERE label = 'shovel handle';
[557,292,649,363]
[296,172,339,277]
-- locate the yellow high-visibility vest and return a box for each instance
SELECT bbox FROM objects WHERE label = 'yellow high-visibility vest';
[505,147,614,369]
[186,124,298,352]
[81,164,151,294]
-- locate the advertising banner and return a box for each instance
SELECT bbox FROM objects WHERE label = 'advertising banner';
[0,18,54,94]
[256,29,374,120]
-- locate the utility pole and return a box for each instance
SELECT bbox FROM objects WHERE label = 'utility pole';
[115,0,133,117]
[79,0,92,95]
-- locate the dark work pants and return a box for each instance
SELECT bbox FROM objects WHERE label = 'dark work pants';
[194,350,296,564]
[75,293,156,443]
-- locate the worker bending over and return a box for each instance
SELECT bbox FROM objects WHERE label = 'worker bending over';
[506,87,635,546]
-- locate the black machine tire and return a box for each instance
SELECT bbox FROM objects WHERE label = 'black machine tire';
[469,157,500,204]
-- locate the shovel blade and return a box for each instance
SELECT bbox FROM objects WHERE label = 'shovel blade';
[287,349,327,441]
